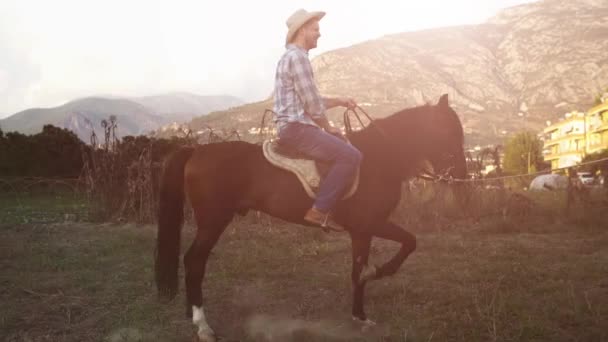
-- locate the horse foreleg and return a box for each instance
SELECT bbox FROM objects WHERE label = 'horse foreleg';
[349,233,374,323]
[184,211,232,342]
[366,221,416,281]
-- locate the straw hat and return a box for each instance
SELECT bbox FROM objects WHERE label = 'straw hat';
[285,9,325,46]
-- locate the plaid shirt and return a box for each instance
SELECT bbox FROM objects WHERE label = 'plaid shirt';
[273,44,325,132]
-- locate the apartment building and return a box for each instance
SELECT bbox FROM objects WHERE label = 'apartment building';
[542,99,608,170]
[585,101,608,154]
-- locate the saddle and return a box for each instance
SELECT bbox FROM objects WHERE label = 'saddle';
[262,140,359,199]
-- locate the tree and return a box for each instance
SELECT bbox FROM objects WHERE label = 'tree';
[581,149,608,184]
[0,125,85,177]
[594,87,608,105]
[32,125,85,177]
[503,131,545,175]
[0,127,6,174]
[1,130,31,176]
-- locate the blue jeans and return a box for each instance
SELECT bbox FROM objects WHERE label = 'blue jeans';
[278,122,363,212]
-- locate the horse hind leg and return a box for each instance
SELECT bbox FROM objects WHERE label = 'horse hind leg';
[184,207,233,342]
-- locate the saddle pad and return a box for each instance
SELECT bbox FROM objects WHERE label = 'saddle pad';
[262,140,359,199]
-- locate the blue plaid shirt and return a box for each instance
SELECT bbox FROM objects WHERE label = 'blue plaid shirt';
[273,44,326,133]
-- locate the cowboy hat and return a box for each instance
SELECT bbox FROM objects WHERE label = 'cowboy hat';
[285,9,325,46]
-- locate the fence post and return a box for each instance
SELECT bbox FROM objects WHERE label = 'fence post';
[566,170,573,217]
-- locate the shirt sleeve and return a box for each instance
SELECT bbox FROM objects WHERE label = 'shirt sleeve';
[290,52,325,119]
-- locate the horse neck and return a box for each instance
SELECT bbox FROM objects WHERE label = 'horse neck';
[349,130,419,181]
[349,114,431,181]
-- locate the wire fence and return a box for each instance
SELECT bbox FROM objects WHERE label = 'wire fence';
[0,177,88,224]
[1,113,607,228]
[450,157,608,184]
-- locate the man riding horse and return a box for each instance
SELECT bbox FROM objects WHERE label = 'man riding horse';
[273,9,362,231]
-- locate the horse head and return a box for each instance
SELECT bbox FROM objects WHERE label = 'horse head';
[423,94,467,181]
[360,94,467,182]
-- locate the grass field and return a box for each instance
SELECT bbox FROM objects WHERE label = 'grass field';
[0,192,88,226]
[2,201,607,342]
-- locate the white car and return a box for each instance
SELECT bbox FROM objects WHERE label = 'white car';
[577,172,595,186]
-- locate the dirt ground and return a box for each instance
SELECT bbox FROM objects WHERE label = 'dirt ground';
[1,216,607,341]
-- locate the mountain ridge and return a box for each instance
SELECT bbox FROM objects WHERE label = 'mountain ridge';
[187,0,608,146]
[0,93,244,141]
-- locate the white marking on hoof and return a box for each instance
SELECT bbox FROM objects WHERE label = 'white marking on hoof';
[192,305,216,342]
[352,316,377,332]
[359,264,377,284]
[352,316,377,326]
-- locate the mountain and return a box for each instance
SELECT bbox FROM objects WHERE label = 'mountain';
[0,97,164,142]
[188,0,608,147]
[0,93,244,142]
[130,92,243,123]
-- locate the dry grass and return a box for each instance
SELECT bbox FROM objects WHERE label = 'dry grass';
[1,210,607,341]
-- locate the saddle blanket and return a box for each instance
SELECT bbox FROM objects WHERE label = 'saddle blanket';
[262,140,359,199]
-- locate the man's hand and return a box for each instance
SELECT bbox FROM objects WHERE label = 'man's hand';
[340,97,357,109]
[327,126,341,135]
[327,126,346,141]
[323,97,357,110]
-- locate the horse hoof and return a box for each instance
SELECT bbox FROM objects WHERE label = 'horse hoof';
[359,264,378,284]
[352,316,377,331]
[197,329,216,342]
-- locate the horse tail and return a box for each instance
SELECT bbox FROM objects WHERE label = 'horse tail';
[155,146,194,301]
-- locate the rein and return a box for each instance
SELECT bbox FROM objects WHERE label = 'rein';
[343,106,391,141]
[417,167,456,184]
[258,109,277,144]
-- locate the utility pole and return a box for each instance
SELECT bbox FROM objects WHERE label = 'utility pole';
[583,111,587,157]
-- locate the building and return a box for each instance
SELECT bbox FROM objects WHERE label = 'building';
[542,100,608,170]
[585,101,608,154]
[543,111,586,169]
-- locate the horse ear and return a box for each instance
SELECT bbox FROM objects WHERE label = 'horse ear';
[437,94,449,108]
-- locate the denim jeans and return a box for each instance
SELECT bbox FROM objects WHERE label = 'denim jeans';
[278,122,363,212]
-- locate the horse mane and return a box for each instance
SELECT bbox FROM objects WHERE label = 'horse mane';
[352,100,463,144]
[386,102,462,140]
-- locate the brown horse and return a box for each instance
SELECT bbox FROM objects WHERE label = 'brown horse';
[155,94,467,341]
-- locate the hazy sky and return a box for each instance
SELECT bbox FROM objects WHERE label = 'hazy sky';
[0,0,536,117]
